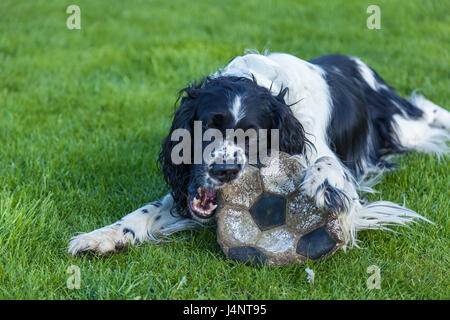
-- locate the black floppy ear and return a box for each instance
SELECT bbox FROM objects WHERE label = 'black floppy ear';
[269,87,309,156]
[158,88,197,217]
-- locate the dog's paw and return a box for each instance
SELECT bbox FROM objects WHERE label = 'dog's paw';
[301,156,353,213]
[68,225,134,256]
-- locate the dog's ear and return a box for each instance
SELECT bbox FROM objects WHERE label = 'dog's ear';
[269,87,310,156]
[158,88,197,217]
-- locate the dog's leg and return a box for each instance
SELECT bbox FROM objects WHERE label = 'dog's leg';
[68,194,200,256]
[301,156,357,215]
[300,156,430,247]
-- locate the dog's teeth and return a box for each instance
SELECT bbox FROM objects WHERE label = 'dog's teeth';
[197,187,201,193]
[210,204,218,210]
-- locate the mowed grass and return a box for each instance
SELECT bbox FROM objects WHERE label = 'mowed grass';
[0,0,448,299]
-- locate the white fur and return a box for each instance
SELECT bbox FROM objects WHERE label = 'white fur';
[301,156,357,209]
[202,139,247,189]
[392,114,450,157]
[396,92,450,158]
[339,201,433,248]
[68,194,200,255]
[230,95,245,124]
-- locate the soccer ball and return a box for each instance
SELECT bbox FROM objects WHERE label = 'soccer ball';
[216,152,345,266]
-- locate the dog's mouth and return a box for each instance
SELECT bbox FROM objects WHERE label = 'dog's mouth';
[189,187,218,219]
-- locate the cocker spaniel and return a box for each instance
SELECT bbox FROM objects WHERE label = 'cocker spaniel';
[69,52,449,255]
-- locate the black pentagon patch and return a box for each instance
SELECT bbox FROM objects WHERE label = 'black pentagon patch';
[249,193,286,231]
[228,246,267,266]
[296,226,336,259]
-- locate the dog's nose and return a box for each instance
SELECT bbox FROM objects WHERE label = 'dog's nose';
[210,163,241,183]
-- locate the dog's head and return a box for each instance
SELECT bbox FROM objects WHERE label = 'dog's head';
[158,76,309,222]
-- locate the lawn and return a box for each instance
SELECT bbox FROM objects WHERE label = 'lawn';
[0,0,448,299]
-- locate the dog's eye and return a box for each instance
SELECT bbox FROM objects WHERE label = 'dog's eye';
[211,114,226,125]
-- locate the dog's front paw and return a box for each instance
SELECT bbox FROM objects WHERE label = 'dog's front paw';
[68,225,133,256]
[301,156,353,213]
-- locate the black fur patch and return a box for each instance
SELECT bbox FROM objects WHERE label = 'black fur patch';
[122,228,135,238]
[309,54,423,178]
[149,200,163,208]
[320,179,350,213]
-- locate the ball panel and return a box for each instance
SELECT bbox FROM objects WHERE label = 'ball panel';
[296,226,337,259]
[255,227,296,254]
[326,212,345,244]
[287,192,325,232]
[249,193,286,231]
[217,206,260,246]
[227,246,267,266]
[220,165,262,209]
[260,152,304,196]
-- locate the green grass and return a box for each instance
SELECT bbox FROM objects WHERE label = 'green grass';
[0,0,448,299]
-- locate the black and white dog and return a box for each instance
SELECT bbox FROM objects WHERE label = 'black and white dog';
[69,52,449,255]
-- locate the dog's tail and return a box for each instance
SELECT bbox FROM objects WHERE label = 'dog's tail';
[339,200,433,248]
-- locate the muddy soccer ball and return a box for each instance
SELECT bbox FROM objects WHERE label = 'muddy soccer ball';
[216,152,345,266]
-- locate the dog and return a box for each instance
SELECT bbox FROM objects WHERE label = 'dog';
[68,51,449,255]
